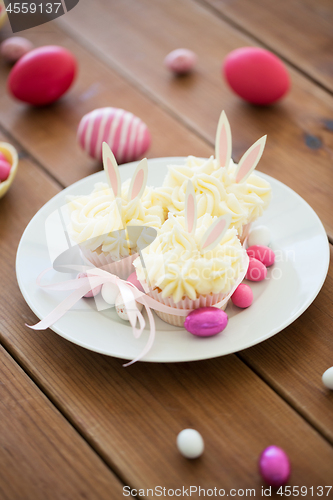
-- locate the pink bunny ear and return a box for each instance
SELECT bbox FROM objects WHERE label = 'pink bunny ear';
[235,135,267,183]
[185,180,197,234]
[200,213,232,253]
[128,158,148,201]
[102,142,121,197]
[215,110,232,168]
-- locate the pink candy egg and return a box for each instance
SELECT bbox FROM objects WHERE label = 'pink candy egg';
[164,48,197,74]
[77,272,102,298]
[223,47,290,105]
[184,307,228,337]
[231,284,253,308]
[1,37,33,64]
[127,271,144,292]
[0,159,11,181]
[77,107,151,163]
[246,257,267,282]
[259,446,291,487]
[247,245,275,267]
[8,45,77,106]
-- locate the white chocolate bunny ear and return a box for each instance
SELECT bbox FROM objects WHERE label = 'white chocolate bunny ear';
[234,135,267,184]
[215,110,232,168]
[102,142,121,197]
[200,213,232,253]
[128,158,148,201]
[185,180,197,234]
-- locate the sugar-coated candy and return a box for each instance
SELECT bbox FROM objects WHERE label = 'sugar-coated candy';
[184,307,228,337]
[322,367,333,390]
[177,429,204,459]
[1,37,33,63]
[0,159,11,182]
[259,446,291,487]
[247,245,275,267]
[77,107,151,163]
[231,284,253,308]
[8,45,77,105]
[223,47,290,105]
[101,282,119,305]
[246,257,267,282]
[115,293,143,321]
[164,48,197,74]
[77,273,102,298]
[248,225,271,247]
[127,271,144,292]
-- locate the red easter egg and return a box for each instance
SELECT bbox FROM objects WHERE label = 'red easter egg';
[8,45,77,105]
[0,159,11,181]
[223,47,290,105]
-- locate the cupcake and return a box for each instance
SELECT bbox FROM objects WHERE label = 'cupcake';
[160,111,271,241]
[133,181,248,326]
[67,144,162,278]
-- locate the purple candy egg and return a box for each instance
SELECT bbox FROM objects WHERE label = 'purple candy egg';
[259,446,291,487]
[184,307,228,337]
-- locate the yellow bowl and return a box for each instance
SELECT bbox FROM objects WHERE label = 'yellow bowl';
[0,142,19,198]
[0,1,7,30]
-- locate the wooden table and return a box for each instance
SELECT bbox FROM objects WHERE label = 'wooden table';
[0,0,333,498]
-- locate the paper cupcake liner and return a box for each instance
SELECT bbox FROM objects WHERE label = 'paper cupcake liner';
[239,223,252,244]
[144,287,228,327]
[80,247,137,280]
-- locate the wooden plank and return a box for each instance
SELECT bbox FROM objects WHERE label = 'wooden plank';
[0,348,124,500]
[199,0,333,93]
[240,244,333,443]
[56,0,333,239]
[1,137,333,489]
[0,23,212,189]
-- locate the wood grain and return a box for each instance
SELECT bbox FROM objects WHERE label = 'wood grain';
[0,23,212,189]
[0,134,332,489]
[0,347,124,500]
[240,244,333,443]
[200,0,333,92]
[56,0,333,238]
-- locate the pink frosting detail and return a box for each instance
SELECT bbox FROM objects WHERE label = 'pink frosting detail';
[202,218,226,249]
[236,143,260,183]
[131,168,144,200]
[107,158,119,197]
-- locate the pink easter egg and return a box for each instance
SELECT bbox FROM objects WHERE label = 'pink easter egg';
[127,271,144,292]
[0,159,11,181]
[77,107,151,163]
[1,37,34,64]
[223,47,290,105]
[259,446,291,487]
[77,272,102,298]
[231,284,253,308]
[184,307,228,337]
[164,48,197,74]
[8,45,77,106]
[246,257,267,282]
[247,245,275,267]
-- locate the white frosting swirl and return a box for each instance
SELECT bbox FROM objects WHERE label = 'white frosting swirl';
[67,182,163,259]
[162,156,271,234]
[134,213,246,303]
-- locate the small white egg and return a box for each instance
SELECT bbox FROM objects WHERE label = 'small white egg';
[164,48,197,74]
[322,367,333,390]
[115,293,143,321]
[101,282,119,305]
[176,429,204,459]
[248,225,271,247]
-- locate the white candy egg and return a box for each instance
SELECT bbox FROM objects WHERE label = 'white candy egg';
[248,225,271,247]
[101,282,119,305]
[115,293,143,321]
[176,429,204,459]
[322,367,333,390]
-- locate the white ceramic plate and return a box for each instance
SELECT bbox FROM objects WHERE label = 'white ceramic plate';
[16,157,330,363]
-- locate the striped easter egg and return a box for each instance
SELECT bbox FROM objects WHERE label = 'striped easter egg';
[77,107,151,163]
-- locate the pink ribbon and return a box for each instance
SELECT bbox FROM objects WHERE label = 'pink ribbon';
[27,253,249,367]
